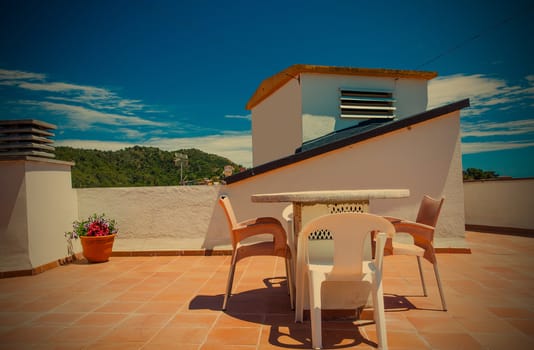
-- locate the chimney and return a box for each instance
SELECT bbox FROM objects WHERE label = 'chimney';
[0,119,56,160]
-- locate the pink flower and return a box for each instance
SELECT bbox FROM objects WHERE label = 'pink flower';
[87,221,109,236]
[65,214,118,239]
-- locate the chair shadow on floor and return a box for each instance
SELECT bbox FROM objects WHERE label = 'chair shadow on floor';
[190,277,310,348]
[189,277,378,349]
[384,293,444,312]
[189,276,291,313]
[384,293,416,311]
[189,279,441,348]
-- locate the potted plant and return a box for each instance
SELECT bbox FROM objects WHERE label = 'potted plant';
[65,213,118,263]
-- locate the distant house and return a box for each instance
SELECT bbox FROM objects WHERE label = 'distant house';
[223,64,470,249]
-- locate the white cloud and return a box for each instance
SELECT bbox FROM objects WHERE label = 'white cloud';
[35,101,167,129]
[15,80,149,113]
[117,128,146,139]
[428,74,533,116]
[462,119,534,138]
[56,133,253,167]
[225,114,251,120]
[0,68,45,81]
[462,141,534,154]
[16,81,111,95]
[1,67,161,126]
[118,99,145,111]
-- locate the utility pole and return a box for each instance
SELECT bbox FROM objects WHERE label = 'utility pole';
[174,153,188,185]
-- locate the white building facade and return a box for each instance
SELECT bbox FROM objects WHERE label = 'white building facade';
[249,65,437,166]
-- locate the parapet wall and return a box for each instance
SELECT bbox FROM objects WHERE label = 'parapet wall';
[464,178,534,232]
[76,178,533,254]
[2,168,532,275]
[75,185,230,252]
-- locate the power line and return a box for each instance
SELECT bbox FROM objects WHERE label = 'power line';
[416,5,534,69]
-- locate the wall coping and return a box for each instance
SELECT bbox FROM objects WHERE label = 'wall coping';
[0,156,74,166]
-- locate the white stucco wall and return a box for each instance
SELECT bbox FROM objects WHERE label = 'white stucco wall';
[223,111,466,249]
[0,159,77,272]
[464,178,534,230]
[76,185,227,251]
[251,78,302,166]
[25,161,78,268]
[300,74,429,142]
[0,161,30,271]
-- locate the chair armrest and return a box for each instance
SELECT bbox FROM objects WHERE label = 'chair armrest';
[371,231,393,258]
[282,204,293,222]
[393,221,436,263]
[233,222,288,257]
[238,217,281,226]
[374,232,387,272]
[393,221,434,241]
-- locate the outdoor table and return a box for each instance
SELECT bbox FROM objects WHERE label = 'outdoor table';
[251,189,410,233]
[251,189,410,310]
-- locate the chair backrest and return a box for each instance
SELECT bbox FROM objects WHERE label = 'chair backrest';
[218,195,238,232]
[416,195,445,227]
[298,213,395,280]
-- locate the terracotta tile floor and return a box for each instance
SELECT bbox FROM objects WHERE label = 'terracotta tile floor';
[0,231,533,349]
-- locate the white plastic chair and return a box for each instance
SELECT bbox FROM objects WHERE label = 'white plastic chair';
[295,212,394,350]
[282,204,296,302]
[282,204,295,250]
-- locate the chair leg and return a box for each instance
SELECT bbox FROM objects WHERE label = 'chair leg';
[308,271,323,350]
[373,272,388,350]
[285,257,295,310]
[222,253,238,311]
[295,261,305,323]
[433,262,447,311]
[416,256,427,297]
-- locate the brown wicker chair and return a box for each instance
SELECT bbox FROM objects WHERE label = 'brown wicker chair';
[218,195,293,310]
[385,195,447,310]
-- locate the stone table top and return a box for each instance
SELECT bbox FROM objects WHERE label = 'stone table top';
[251,189,410,204]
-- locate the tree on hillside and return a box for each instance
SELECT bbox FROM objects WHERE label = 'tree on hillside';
[463,168,499,180]
[55,146,242,188]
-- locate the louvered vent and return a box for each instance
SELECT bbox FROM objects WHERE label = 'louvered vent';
[0,119,56,159]
[339,89,396,119]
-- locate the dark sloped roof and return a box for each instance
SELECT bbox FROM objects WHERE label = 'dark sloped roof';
[225,99,470,184]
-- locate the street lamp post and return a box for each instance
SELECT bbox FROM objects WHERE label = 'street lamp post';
[174,153,188,185]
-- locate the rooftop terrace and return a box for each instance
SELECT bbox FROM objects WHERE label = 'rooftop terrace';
[0,230,533,349]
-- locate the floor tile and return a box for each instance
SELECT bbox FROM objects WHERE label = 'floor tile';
[0,230,532,349]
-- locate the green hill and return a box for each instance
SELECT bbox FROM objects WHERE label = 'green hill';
[55,146,243,188]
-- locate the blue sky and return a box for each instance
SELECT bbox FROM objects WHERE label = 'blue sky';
[1,0,533,177]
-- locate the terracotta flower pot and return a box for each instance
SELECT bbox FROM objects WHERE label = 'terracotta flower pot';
[80,234,116,263]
